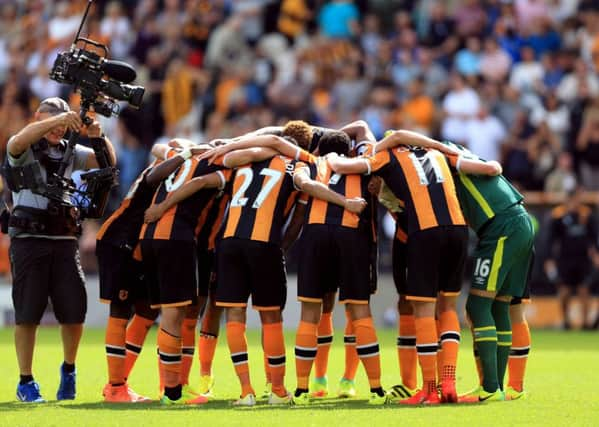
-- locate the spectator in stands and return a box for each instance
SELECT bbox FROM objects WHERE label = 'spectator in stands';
[441,72,480,144]
[455,36,482,77]
[557,58,599,104]
[531,92,570,146]
[545,187,599,330]
[393,77,435,135]
[465,104,507,161]
[544,151,577,193]
[510,45,544,92]
[454,0,487,38]
[479,36,512,82]
[318,0,360,39]
[577,114,599,190]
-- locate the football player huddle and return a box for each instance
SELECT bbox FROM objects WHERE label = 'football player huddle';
[97,120,534,406]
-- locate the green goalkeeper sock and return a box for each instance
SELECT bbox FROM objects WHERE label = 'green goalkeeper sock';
[466,294,498,393]
[492,299,512,391]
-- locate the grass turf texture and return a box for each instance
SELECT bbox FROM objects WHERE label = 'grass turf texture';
[0,328,597,426]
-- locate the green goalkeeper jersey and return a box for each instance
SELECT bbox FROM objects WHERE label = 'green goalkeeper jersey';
[442,141,524,233]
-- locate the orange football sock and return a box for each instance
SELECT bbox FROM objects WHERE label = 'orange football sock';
[398,314,417,389]
[415,316,438,394]
[508,320,530,392]
[353,317,381,389]
[295,321,318,390]
[263,322,287,397]
[105,316,128,385]
[342,310,359,380]
[436,318,443,381]
[124,315,154,379]
[227,321,254,397]
[439,310,460,381]
[314,312,333,378]
[198,331,218,376]
[157,328,182,388]
[180,318,197,385]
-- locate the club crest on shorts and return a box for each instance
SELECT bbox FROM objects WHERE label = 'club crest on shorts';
[118,290,129,301]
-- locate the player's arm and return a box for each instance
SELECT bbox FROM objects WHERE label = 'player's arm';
[325,153,371,175]
[222,147,279,168]
[145,151,191,187]
[339,120,376,144]
[293,166,366,214]
[456,157,503,176]
[281,202,307,254]
[8,112,83,157]
[202,135,305,164]
[144,171,227,223]
[374,129,459,155]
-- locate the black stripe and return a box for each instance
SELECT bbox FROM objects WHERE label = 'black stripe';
[356,343,379,356]
[159,353,181,363]
[323,172,346,226]
[106,346,126,356]
[199,331,217,339]
[233,163,265,239]
[509,348,530,356]
[126,343,142,354]
[344,336,356,344]
[268,355,286,366]
[268,161,296,243]
[440,332,461,342]
[416,344,438,354]
[317,336,333,344]
[182,348,195,355]
[474,348,479,357]
[397,337,416,347]
[295,348,317,358]
[231,353,248,364]
[196,195,222,247]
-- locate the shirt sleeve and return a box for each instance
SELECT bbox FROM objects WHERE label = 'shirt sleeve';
[366,150,391,175]
[7,143,34,167]
[73,144,94,171]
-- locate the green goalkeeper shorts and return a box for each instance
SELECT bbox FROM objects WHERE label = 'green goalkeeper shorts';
[470,204,535,298]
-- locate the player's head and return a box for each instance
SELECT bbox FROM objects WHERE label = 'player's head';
[282,120,312,151]
[318,131,351,156]
[35,97,70,145]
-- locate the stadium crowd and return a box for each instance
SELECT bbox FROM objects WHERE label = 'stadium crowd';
[0,2,597,310]
[2,0,599,195]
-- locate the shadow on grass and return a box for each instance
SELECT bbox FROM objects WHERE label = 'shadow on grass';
[0,397,466,412]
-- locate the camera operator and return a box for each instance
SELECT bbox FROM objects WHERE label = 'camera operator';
[6,97,116,403]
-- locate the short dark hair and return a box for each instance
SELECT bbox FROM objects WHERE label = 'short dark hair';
[37,97,70,115]
[318,131,351,156]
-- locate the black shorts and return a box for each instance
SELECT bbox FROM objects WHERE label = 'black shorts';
[215,238,286,311]
[558,261,591,288]
[10,237,86,324]
[197,248,216,297]
[392,238,408,295]
[97,240,146,305]
[406,225,468,301]
[297,225,371,304]
[140,239,198,309]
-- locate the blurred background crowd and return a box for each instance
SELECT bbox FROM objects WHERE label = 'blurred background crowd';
[0,0,598,327]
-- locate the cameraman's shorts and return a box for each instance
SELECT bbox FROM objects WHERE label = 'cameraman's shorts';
[10,237,86,324]
[96,240,147,305]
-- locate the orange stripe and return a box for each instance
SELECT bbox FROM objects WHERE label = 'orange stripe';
[341,175,361,227]
[99,298,111,304]
[195,197,214,237]
[298,296,323,303]
[397,152,438,230]
[395,227,408,243]
[252,305,281,311]
[215,302,248,308]
[224,171,245,239]
[405,295,437,302]
[439,291,461,297]
[308,159,331,225]
[339,299,369,305]
[156,300,193,308]
[96,199,130,240]
[251,158,284,241]
[435,151,465,225]
[208,195,229,250]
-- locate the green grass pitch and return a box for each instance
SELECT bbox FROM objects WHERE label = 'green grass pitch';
[0,328,597,426]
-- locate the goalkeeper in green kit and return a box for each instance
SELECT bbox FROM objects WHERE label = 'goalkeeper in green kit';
[376,130,535,402]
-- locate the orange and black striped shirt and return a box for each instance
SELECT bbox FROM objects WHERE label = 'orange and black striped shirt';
[297,156,370,229]
[367,147,465,235]
[222,155,301,245]
[195,190,230,251]
[96,165,158,246]
[140,157,230,241]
